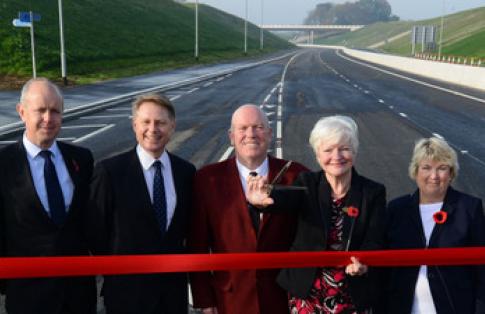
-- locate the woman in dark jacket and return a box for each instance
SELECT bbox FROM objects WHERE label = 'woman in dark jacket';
[386,137,485,314]
[247,115,386,314]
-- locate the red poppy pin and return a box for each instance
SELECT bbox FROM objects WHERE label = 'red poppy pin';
[343,206,359,218]
[433,210,447,224]
[72,159,80,172]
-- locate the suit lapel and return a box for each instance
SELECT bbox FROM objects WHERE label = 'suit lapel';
[226,157,258,239]
[260,156,278,232]
[130,149,160,232]
[317,172,332,237]
[13,142,54,224]
[429,187,457,247]
[409,190,427,247]
[341,170,363,249]
[57,142,80,212]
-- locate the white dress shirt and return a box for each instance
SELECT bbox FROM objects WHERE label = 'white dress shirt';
[136,145,177,230]
[23,134,74,216]
[411,202,443,314]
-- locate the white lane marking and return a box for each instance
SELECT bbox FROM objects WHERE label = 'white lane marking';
[263,94,271,103]
[187,87,199,94]
[399,112,407,117]
[432,133,444,139]
[336,50,485,104]
[107,108,131,112]
[364,90,370,94]
[264,104,276,108]
[225,73,232,78]
[461,150,468,154]
[271,87,277,94]
[265,112,275,117]
[378,99,385,103]
[353,84,359,88]
[275,52,302,159]
[216,77,225,82]
[389,106,394,109]
[0,140,17,144]
[73,124,115,143]
[58,137,76,141]
[203,82,214,87]
[277,121,282,138]
[170,95,182,101]
[80,114,128,119]
[219,146,234,161]
[62,124,108,129]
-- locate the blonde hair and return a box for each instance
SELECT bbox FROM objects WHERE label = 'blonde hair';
[132,93,175,119]
[409,137,459,180]
[309,115,359,155]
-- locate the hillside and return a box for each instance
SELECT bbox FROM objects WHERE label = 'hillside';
[317,7,485,59]
[0,0,291,85]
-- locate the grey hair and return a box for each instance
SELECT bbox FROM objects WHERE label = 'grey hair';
[309,115,359,155]
[20,77,63,109]
[408,137,459,180]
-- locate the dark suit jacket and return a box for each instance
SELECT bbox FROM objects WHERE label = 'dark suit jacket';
[385,187,485,314]
[88,148,195,314]
[0,141,96,314]
[272,169,386,310]
[188,156,307,314]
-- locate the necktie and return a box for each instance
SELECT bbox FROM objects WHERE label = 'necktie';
[153,160,167,236]
[248,171,260,233]
[39,150,66,226]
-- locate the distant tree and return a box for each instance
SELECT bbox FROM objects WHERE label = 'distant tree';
[304,0,399,25]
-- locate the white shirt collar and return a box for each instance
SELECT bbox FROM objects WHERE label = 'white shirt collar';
[23,133,61,159]
[136,145,170,170]
[236,157,269,179]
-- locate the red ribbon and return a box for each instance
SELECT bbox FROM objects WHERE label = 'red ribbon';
[0,247,484,279]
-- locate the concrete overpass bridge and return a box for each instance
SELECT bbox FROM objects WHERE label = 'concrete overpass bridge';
[259,24,365,44]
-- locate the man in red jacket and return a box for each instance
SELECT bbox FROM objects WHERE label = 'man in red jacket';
[188,104,307,314]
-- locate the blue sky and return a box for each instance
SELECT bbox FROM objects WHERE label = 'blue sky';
[200,0,485,24]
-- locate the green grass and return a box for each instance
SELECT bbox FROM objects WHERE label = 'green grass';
[317,7,485,59]
[0,0,291,84]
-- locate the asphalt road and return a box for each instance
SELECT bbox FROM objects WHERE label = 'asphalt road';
[1,48,485,312]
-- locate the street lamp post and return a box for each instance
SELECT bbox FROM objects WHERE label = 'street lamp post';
[195,0,199,60]
[244,0,248,55]
[58,0,67,85]
[438,0,445,60]
[260,0,264,51]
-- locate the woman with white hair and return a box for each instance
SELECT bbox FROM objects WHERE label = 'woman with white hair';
[247,115,386,314]
[385,137,485,314]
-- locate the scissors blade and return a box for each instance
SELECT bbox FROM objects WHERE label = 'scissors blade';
[270,160,293,185]
[271,185,307,191]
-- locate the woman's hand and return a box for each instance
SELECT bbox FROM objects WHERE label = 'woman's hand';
[246,175,274,207]
[345,256,368,276]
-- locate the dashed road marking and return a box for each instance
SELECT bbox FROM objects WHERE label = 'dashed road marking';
[73,124,116,143]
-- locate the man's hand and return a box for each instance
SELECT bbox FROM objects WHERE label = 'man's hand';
[246,175,274,207]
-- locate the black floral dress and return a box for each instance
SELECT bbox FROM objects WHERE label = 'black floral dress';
[289,198,365,314]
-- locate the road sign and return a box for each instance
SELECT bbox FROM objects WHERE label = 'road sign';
[12,19,32,28]
[19,11,41,22]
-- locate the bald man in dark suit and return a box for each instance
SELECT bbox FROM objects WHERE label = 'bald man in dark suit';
[0,78,96,314]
